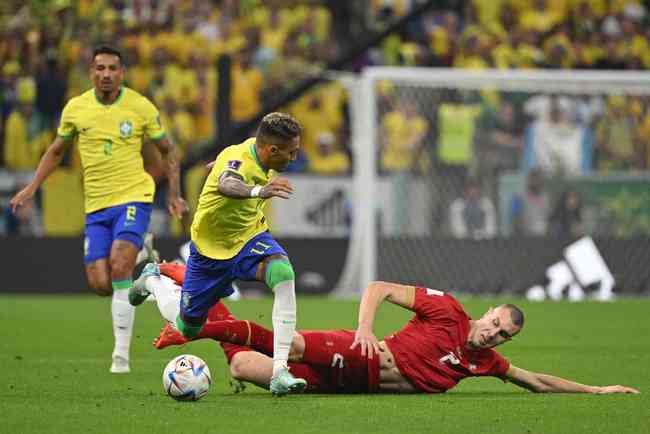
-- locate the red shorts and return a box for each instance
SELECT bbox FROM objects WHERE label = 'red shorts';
[299,329,380,394]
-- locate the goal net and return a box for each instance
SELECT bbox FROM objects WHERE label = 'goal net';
[334,68,650,297]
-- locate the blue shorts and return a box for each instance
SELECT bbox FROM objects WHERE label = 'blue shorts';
[84,202,152,264]
[180,232,287,319]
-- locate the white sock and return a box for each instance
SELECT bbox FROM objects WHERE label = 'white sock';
[271,280,296,378]
[146,275,181,326]
[112,288,135,361]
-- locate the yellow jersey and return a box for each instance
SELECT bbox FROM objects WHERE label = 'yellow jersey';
[57,87,165,213]
[191,138,275,260]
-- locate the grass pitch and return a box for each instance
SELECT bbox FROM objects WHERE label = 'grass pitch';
[1,294,648,434]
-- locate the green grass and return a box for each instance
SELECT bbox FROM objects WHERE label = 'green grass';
[1,295,648,434]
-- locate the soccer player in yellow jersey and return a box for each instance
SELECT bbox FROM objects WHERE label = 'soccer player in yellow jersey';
[10,46,187,373]
[130,113,307,395]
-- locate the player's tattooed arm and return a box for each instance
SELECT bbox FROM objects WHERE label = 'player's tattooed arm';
[218,171,258,198]
[154,136,187,217]
[218,172,294,199]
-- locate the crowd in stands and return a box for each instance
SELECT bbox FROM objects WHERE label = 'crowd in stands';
[1,0,649,237]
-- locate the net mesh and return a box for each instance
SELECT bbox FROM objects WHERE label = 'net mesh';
[366,70,650,293]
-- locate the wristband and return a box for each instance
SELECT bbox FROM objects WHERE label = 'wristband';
[250,185,262,197]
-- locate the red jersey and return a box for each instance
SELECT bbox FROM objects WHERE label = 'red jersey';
[384,287,510,393]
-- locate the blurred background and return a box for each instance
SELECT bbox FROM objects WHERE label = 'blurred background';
[0,0,649,297]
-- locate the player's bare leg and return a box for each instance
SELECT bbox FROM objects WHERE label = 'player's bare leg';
[107,239,139,374]
[85,259,112,296]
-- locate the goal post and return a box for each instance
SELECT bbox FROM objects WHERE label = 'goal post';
[333,67,650,298]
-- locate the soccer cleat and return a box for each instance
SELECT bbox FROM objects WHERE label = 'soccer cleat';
[129,262,160,306]
[269,368,307,396]
[110,355,130,374]
[229,378,247,394]
[154,323,188,349]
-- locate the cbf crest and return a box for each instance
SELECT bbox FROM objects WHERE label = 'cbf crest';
[119,120,133,138]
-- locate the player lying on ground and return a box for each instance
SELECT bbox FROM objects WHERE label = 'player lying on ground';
[143,262,639,394]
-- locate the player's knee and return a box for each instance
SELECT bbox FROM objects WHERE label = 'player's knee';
[265,260,295,289]
[88,277,112,296]
[109,257,133,280]
[229,353,248,380]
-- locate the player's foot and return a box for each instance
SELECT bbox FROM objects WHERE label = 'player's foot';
[229,378,247,394]
[154,323,188,349]
[269,368,307,396]
[110,355,130,374]
[129,262,160,306]
[159,261,187,286]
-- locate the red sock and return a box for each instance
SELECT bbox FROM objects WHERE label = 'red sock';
[220,342,250,364]
[207,301,235,322]
[199,320,274,356]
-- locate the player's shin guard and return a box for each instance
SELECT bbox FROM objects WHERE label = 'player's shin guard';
[266,260,297,378]
[111,279,135,364]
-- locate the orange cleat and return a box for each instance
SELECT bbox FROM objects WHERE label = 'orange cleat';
[159,262,187,286]
[154,323,188,349]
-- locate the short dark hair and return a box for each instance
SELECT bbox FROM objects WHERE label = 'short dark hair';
[502,304,525,328]
[256,112,302,146]
[92,45,123,65]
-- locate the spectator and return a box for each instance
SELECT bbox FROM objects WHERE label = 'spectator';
[595,95,640,171]
[476,100,523,176]
[550,189,583,238]
[511,169,550,236]
[3,77,52,170]
[522,95,593,176]
[449,178,497,240]
[381,100,429,172]
[309,132,350,175]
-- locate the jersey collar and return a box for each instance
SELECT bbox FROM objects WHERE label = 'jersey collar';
[93,86,124,106]
[249,141,268,172]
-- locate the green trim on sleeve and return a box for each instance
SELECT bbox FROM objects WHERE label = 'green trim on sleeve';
[57,133,76,141]
[149,131,166,142]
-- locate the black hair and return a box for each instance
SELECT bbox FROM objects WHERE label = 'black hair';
[92,45,123,65]
[502,304,525,328]
[256,112,302,146]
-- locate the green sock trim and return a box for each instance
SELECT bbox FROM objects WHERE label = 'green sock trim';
[265,260,294,289]
[112,279,133,291]
[176,314,204,338]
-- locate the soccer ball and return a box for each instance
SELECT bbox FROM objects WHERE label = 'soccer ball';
[162,354,212,401]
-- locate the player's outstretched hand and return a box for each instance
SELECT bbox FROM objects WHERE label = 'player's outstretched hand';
[594,385,640,394]
[168,195,189,218]
[260,177,294,199]
[350,327,380,359]
[9,184,36,213]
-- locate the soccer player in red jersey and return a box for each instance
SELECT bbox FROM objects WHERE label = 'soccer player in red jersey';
[149,262,638,395]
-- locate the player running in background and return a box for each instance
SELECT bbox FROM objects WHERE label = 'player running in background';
[10,45,187,374]
[129,113,306,395]
[145,262,638,395]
